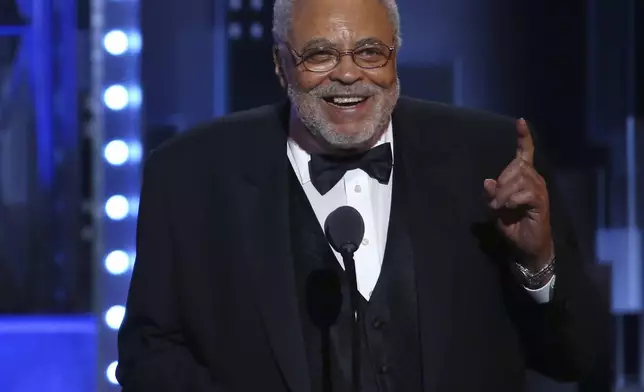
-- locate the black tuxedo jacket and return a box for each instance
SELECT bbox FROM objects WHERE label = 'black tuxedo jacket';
[117,97,610,392]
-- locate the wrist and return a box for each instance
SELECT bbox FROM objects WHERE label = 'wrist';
[512,255,556,290]
[521,242,555,273]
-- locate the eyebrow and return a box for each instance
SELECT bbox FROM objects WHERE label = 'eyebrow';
[300,37,334,51]
[299,36,389,51]
[355,37,388,47]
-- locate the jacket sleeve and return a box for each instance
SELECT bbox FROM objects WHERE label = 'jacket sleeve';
[116,152,225,391]
[503,132,613,383]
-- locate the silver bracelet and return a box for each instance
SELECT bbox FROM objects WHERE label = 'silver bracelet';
[513,256,556,289]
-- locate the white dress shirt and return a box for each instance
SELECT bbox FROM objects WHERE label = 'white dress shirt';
[286,123,554,303]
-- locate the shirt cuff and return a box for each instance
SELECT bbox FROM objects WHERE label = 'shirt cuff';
[523,274,556,304]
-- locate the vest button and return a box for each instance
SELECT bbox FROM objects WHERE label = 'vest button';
[372,318,384,330]
[378,364,390,374]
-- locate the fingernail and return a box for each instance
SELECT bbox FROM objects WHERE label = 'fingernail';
[484,179,497,188]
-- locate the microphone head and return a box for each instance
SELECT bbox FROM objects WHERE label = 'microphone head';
[324,206,365,254]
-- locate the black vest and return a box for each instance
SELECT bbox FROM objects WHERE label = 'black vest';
[288,167,423,392]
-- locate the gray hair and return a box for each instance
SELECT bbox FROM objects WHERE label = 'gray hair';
[272,0,402,48]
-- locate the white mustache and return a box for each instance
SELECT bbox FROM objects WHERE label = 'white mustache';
[308,83,383,98]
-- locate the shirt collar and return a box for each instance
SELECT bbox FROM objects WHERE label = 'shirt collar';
[287,121,394,185]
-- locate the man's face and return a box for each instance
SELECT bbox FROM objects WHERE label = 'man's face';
[275,0,400,151]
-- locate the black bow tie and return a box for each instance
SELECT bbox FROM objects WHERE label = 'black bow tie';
[308,143,393,195]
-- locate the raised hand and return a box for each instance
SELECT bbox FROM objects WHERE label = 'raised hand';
[483,119,554,270]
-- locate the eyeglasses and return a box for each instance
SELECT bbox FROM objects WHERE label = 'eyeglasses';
[285,42,396,73]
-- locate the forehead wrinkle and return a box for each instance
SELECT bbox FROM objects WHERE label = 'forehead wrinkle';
[337,28,354,43]
[293,15,355,42]
[294,18,390,49]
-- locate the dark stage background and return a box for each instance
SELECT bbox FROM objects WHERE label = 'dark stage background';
[0,0,642,390]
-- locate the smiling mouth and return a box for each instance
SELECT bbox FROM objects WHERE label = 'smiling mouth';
[322,96,369,108]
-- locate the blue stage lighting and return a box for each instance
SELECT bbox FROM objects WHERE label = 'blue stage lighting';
[104,250,131,275]
[104,30,129,55]
[250,23,264,40]
[105,195,130,221]
[92,0,142,388]
[106,361,119,385]
[104,140,130,166]
[105,305,126,330]
[103,85,129,111]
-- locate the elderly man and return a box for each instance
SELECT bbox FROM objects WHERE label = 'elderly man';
[116,0,610,391]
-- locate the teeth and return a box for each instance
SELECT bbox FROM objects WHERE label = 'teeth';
[332,97,365,104]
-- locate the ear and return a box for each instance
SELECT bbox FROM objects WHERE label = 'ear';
[273,46,287,89]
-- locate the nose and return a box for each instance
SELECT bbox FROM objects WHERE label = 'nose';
[328,53,362,85]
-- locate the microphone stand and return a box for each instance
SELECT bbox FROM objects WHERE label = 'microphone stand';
[341,247,361,392]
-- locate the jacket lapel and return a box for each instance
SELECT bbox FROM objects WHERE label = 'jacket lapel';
[392,98,463,391]
[236,102,312,392]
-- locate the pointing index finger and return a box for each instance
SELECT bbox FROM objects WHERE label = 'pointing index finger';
[516,118,534,164]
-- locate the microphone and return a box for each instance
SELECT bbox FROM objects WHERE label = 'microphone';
[324,206,364,392]
[324,206,365,255]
